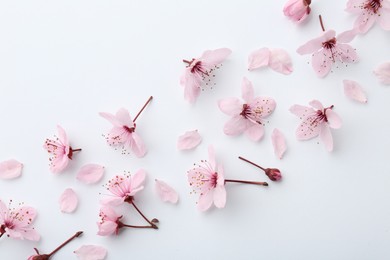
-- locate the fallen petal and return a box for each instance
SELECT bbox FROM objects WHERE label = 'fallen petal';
[74,245,107,260]
[343,80,367,103]
[248,48,270,71]
[59,188,78,213]
[271,129,287,159]
[155,179,179,204]
[268,49,293,75]
[0,159,23,179]
[76,164,105,184]
[373,62,390,85]
[177,130,202,150]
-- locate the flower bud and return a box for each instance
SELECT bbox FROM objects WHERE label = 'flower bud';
[283,0,311,23]
[265,168,282,181]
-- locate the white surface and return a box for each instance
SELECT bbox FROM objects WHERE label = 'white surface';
[0,1,390,259]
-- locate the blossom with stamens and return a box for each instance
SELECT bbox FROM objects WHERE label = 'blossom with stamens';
[180,48,231,103]
[100,169,146,206]
[0,199,40,241]
[218,77,276,141]
[97,206,121,236]
[345,0,390,34]
[43,125,80,173]
[187,146,226,211]
[290,100,342,152]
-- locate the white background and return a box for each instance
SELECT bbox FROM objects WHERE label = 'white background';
[0,0,390,259]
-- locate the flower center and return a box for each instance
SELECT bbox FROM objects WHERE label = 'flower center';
[209,172,218,188]
[240,104,251,119]
[322,38,336,50]
[364,0,382,14]
[191,61,209,77]
[123,125,135,133]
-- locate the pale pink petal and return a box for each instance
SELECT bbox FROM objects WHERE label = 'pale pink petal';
[130,132,146,157]
[213,185,226,209]
[337,29,357,43]
[216,164,225,185]
[354,13,376,33]
[241,77,254,102]
[74,245,107,260]
[155,179,179,204]
[343,80,367,103]
[373,62,390,85]
[297,30,336,54]
[309,100,324,110]
[97,221,117,236]
[325,109,342,129]
[223,115,249,136]
[200,48,232,66]
[99,197,125,206]
[208,145,216,170]
[130,169,146,192]
[177,130,202,150]
[311,49,332,78]
[197,191,214,211]
[319,123,333,152]
[76,164,105,184]
[289,104,314,118]
[244,123,264,142]
[0,159,23,179]
[296,114,321,140]
[218,98,242,116]
[57,125,68,146]
[13,206,37,227]
[20,229,40,241]
[99,112,122,127]
[268,49,293,75]
[59,188,78,213]
[250,97,277,118]
[271,129,287,159]
[181,71,202,104]
[0,200,7,222]
[378,9,390,30]
[100,206,119,221]
[50,155,69,174]
[345,0,366,13]
[248,48,270,71]
[116,108,133,127]
[337,44,358,63]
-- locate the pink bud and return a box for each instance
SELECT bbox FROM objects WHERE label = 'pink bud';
[265,168,282,181]
[283,0,311,23]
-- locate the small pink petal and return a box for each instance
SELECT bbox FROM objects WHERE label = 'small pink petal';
[248,47,270,71]
[343,80,367,103]
[76,164,105,184]
[59,188,78,213]
[268,49,293,75]
[325,109,342,129]
[271,129,287,159]
[319,123,333,152]
[373,62,390,85]
[177,130,202,150]
[74,245,107,260]
[155,179,179,204]
[244,124,264,142]
[0,159,23,179]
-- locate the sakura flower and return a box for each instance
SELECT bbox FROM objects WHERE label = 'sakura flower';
[99,96,152,158]
[218,77,276,141]
[100,169,146,206]
[297,15,358,78]
[0,199,39,241]
[180,48,231,103]
[74,245,107,260]
[187,146,226,211]
[283,0,311,23]
[373,62,390,85]
[43,125,81,173]
[345,0,390,34]
[0,159,23,179]
[290,100,342,152]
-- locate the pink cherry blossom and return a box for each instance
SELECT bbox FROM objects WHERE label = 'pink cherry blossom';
[283,0,311,23]
[373,62,390,85]
[180,48,231,103]
[100,169,146,206]
[187,146,226,211]
[218,77,276,141]
[0,159,23,179]
[297,16,358,78]
[345,0,390,34]
[177,130,202,150]
[97,206,121,236]
[0,199,39,241]
[290,100,342,152]
[43,125,81,173]
[74,245,107,260]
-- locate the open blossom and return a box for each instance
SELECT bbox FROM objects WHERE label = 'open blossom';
[187,146,226,211]
[100,169,146,206]
[283,0,311,23]
[97,206,121,236]
[180,48,231,103]
[290,100,342,152]
[0,199,39,241]
[44,125,80,173]
[218,77,276,141]
[345,0,390,34]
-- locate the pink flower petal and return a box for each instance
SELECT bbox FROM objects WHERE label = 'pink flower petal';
[268,49,293,75]
[319,123,333,152]
[197,190,214,211]
[177,130,202,150]
[297,30,336,55]
[74,245,107,260]
[76,164,105,184]
[337,29,357,43]
[373,62,390,85]
[343,80,367,103]
[59,188,78,213]
[0,159,23,179]
[244,123,264,142]
[155,179,179,204]
[241,77,255,102]
[271,129,287,159]
[218,98,242,116]
[213,185,226,209]
[200,48,232,65]
[223,115,249,136]
[248,47,270,71]
[296,114,321,140]
[289,104,314,118]
[325,109,342,129]
[311,49,332,78]
[130,132,147,158]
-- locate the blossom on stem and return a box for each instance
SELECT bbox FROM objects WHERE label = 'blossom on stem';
[283,0,312,23]
[180,48,231,103]
[97,206,121,236]
[218,77,276,141]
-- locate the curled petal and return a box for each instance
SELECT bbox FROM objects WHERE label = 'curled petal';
[155,179,179,204]
[115,108,133,127]
[309,100,324,110]
[271,129,287,159]
[0,159,23,179]
[200,48,231,66]
[319,123,333,152]
[268,49,293,75]
[77,164,105,184]
[343,80,367,103]
[177,130,202,150]
[373,62,390,85]
[248,48,270,71]
[59,188,78,213]
[74,245,107,260]
[130,132,146,158]
[325,109,342,129]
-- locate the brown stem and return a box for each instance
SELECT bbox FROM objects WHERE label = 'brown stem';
[319,15,325,31]
[131,201,158,229]
[48,231,83,257]
[0,232,4,238]
[183,59,192,64]
[122,224,157,229]
[71,148,82,152]
[225,179,269,186]
[133,96,153,122]
[238,156,266,172]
